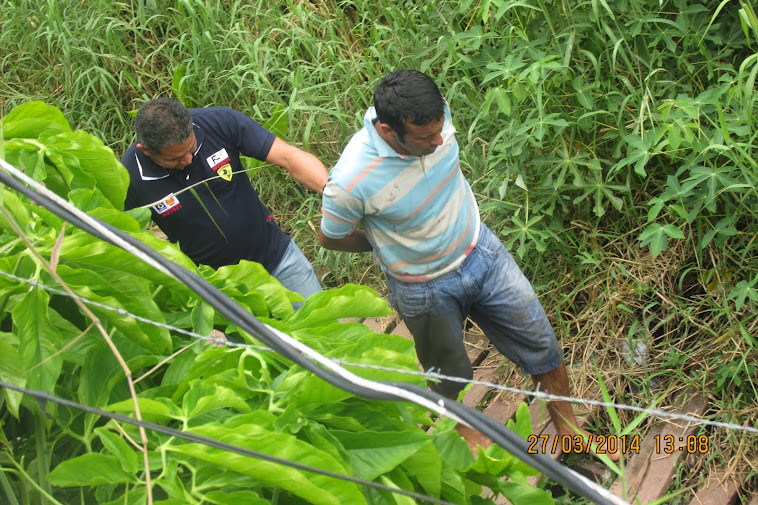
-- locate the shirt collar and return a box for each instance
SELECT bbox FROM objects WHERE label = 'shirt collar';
[364,107,407,159]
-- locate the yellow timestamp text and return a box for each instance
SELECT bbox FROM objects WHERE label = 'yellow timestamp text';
[526,434,641,456]
[653,434,710,454]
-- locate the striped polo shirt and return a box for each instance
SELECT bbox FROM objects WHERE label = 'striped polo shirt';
[321,105,480,282]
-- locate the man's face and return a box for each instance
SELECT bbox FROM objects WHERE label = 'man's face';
[138,131,197,170]
[393,116,445,157]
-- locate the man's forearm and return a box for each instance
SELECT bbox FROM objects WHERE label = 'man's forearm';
[285,149,328,194]
[266,137,328,194]
[319,228,373,253]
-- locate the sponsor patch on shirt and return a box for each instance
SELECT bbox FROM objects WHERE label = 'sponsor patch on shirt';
[152,194,181,216]
[207,149,233,182]
[217,164,233,181]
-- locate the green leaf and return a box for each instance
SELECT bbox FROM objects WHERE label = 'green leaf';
[470,442,515,475]
[202,490,268,505]
[378,474,418,505]
[333,430,431,481]
[288,372,355,407]
[168,423,366,505]
[191,301,215,338]
[0,190,31,232]
[171,64,188,104]
[661,224,685,239]
[107,397,182,422]
[207,260,294,319]
[288,284,392,329]
[638,223,682,258]
[512,402,532,439]
[728,279,758,310]
[261,103,289,139]
[41,130,129,208]
[495,88,512,116]
[181,381,251,421]
[400,441,442,497]
[13,289,63,392]
[1,101,71,139]
[69,188,117,212]
[55,264,172,353]
[78,343,126,408]
[0,332,25,418]
[47,453,138,486]
[498,481,554,505]
[94,427,140,474]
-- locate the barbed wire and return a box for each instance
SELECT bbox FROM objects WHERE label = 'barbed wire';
[2,269,757,436]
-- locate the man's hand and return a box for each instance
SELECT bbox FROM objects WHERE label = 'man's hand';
[319,228,373,253]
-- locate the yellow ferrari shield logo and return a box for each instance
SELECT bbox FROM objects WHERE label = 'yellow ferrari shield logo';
[217,164,233,182]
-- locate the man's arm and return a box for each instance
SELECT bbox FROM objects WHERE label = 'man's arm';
[266,137,328,194]
[319,228,373,253]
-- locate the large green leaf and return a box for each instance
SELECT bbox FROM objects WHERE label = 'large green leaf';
[289,372,355,407]
[95,427,140,474]
[69,188,120,212]
[40,130,128,208]
[101,488,147,505]
[207,260,294,320]
[0,332,25,418]
[13,289,63,392]
[498,481,554,505]
[331,430,431,481]
[168,423,366,505]
[107,397,182,423]
[78,343,128,408]
[288,284,392,329]
[59,229,196,298]
[203,490,269,505]
[47,453,138,486]
[400,441,443,497]
[181,381,251,421]
[433,430,475,472]
[54,264,172,353]
[0,189,31,232]
[1,101,71,139]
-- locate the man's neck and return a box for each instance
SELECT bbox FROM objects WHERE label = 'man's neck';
[373,121,408,156]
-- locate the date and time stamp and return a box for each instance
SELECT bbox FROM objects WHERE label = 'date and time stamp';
[526,433,711,456]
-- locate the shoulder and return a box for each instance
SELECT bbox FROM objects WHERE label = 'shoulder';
[330,128,380,184]
[189,106,248,126]
[119,143,140,172]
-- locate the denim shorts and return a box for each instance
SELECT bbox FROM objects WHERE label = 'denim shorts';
[385,222,562,396]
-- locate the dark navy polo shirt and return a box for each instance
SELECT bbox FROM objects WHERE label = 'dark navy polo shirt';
[121,106,290,272]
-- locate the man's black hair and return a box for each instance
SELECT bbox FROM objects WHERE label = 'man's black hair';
[373,69,445,140]
[134,97,193,154]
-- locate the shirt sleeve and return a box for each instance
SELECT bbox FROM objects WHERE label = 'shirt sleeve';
[320,179,364,239]
[215,108,276,161]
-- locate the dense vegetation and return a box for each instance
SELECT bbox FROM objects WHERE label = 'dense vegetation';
[1,0,757,503]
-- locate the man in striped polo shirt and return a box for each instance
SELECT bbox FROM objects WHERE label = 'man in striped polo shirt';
[320,70,615,458]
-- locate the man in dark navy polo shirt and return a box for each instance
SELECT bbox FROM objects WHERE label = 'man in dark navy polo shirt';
[120,98,326,304]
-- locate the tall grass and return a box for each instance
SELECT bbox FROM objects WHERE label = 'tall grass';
[2,0,757,499]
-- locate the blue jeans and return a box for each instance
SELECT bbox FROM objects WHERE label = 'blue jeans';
[385,223,562,397]
[271,239,322,310]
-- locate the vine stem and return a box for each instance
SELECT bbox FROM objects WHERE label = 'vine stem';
[3,459,65,505]
[0,208,154,504]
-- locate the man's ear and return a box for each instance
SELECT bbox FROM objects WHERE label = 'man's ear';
[136,143,151,157]
[376,122,396,139]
